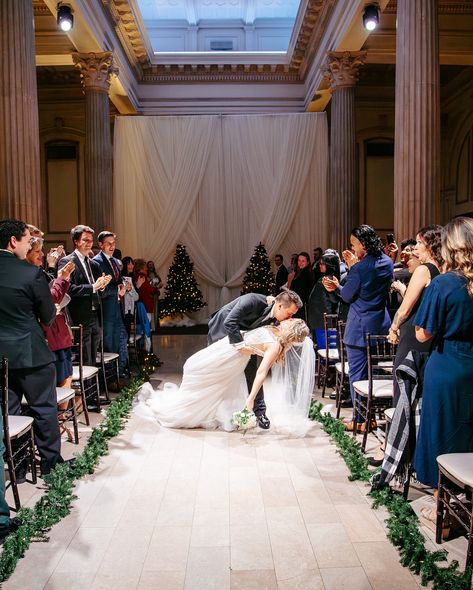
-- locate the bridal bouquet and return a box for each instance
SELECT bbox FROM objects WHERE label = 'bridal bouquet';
[231,409,257,430]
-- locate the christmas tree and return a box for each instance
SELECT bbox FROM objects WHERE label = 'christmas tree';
[241,242,276,295]
[160,244,207,318]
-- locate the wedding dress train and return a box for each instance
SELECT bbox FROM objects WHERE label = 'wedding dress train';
[134,327,315,435]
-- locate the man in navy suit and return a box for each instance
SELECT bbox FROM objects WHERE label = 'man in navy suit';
[58,225,110,367]
[93,231,128,375]
[208,290,302,429]
[323,225,393,430]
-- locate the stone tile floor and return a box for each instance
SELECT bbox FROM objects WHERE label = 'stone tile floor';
[2,335,469,589]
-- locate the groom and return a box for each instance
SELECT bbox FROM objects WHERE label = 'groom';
[207,290,302,429]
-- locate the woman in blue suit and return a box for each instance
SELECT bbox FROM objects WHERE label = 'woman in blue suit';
[323,225,393,430]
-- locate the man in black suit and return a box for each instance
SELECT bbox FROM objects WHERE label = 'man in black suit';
[93,231,128,375]
[274,254,289,292]
[207,290,302,429]
[0,218,62,477]
[58,225,110,367]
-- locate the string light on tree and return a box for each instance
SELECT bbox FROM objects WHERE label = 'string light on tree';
[160,244,206,318]
[241,242,276,296]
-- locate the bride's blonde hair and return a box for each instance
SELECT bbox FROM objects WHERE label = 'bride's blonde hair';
[441,217,473,298]
[277,319,310,348]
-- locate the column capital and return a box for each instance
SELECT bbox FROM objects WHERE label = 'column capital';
[72,51,118,93]
[324,51,367,91]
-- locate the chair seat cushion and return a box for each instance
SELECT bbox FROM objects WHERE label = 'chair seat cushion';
[353,380,393,398]
[317,348,339,360]
[7,415,34,438]
[57,387,75,404]
[384,407,395,421]
[96,352,119,363]
[437,453,473,488]
[335,361,349,373]
[72,365,99,380]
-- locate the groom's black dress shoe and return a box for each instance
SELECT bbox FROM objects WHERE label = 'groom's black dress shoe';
[256,413,270,430]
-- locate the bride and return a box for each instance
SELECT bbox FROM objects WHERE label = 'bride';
[135,318,315,433]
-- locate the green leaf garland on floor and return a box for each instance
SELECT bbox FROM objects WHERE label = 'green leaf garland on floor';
[309,402,473,590]
[0,375,146,582]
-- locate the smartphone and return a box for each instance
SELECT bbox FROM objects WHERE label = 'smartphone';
[386,233,395,245]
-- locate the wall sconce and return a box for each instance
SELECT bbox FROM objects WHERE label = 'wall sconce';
[57,3,74,32]
[363,4,379,32]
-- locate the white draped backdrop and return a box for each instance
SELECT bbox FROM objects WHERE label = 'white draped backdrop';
[113,113,328,321]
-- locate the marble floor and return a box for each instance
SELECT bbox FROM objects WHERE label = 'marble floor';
[2,335,467,589]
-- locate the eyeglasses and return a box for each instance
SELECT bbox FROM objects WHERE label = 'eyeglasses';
[80,238,93,244]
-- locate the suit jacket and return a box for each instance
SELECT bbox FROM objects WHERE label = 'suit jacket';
[207,293,273,345]
[275,264,289,292]
[0,251,55,368]
[93,251,123,320]
[340,253,393,347]
[58,252,102,325]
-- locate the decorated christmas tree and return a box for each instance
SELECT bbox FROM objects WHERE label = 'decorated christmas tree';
[160,244,207,318]
[241,242,276,295]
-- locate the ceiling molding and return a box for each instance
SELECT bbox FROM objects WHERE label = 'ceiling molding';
[385,1,473,14]
[97,0,331,83]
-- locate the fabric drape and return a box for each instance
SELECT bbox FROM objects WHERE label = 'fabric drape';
[113,113,328,320]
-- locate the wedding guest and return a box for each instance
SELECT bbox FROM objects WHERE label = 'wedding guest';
[0,219,62,476]
[274,254,288,292]
[58,225,111,367]
[388,225,442,403]
[414,217,473,525]
[307,249,343,349]
[323,225,393,431]
[94,231,129,376]
[134,259,158,325]
[26,237,77,441]
[290,252,315,320]
[121,257,140,336]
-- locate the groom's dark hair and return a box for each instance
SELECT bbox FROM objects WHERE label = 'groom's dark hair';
[275,289,303,309]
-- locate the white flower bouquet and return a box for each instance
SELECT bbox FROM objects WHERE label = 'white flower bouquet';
[231,408,257,431]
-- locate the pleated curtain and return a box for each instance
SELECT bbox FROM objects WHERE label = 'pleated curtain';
[113,112,328,320]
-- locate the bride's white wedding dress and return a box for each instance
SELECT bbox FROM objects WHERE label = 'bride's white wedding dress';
[134,327,315,434]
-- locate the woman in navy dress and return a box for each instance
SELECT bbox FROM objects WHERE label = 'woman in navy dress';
[414,217,473,511]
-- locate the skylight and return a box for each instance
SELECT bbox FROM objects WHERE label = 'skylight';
[135,0,303,55]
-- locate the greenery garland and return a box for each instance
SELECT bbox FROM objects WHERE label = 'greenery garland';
[308,402,473,590]
[0,375,148,582]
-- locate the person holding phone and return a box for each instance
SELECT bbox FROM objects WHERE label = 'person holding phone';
[307,249,346,350]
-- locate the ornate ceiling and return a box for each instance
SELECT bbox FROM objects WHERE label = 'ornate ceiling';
[33,0,473,113]
[101,0,331,82]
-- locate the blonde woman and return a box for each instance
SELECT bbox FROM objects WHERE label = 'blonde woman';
[414,217,473,523]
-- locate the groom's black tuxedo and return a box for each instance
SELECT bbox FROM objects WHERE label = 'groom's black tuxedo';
[207,293,275,417]
[207,293,273,345]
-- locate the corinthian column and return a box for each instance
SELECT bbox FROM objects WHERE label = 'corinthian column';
[394,0,439,239]
[72,52,118,230]
[0,0,41,224]
[325,51,366,253]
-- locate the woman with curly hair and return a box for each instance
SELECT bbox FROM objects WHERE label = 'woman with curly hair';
[414,217,473,520]
[323,225,393,431]
[388,225,443,404]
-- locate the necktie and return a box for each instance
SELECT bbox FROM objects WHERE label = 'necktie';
[83,256,94,284]
[110,257,120,280]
